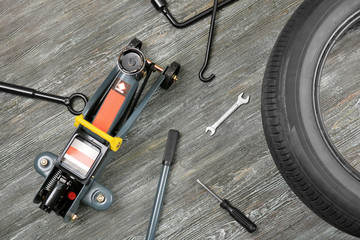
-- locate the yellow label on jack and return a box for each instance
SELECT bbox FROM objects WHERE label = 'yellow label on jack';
[74,115,122,152]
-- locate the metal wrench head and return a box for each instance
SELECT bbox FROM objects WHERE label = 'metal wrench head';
[205,126,216,136]
[237,93,250,105]
[206,92,250,136]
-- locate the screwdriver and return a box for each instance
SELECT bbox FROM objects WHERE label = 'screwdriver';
[196,179,257,233]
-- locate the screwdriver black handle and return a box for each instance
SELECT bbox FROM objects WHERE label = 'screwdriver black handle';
[162,129,179,166]
[220,199,257,233]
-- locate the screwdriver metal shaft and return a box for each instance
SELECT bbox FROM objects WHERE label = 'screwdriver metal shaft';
[196,179,257,233]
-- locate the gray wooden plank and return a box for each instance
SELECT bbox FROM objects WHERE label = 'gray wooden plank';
[0,0,358,239]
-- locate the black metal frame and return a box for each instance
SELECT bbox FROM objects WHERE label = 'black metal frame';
[151,0,238,28]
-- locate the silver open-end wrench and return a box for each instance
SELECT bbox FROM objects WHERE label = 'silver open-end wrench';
[206,93,250,136]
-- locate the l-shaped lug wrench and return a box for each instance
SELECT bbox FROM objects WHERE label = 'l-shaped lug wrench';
[199,0,218,82]
[151,0,238,29]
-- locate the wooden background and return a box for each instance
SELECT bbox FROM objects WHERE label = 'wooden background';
[1,0,359,239]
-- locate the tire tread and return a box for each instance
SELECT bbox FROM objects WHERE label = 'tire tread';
[261,0,360,236]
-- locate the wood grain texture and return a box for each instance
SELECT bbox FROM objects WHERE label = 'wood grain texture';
[0,0,358,239]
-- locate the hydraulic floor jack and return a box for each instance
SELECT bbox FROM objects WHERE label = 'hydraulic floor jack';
[33,38,180,222]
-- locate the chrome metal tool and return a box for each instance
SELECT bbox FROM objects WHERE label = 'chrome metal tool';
[206,93,250,136]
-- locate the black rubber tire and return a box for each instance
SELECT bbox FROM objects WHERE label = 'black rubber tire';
[261,0,360,237]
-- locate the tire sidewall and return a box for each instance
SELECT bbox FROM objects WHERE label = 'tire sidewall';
[281,0,360,217]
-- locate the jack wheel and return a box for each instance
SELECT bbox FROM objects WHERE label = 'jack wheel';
[127,38,142,49]
[161,61,180,90]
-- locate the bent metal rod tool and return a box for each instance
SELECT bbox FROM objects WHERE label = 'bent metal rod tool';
[0,81,88,115]
[196,179,257,233]
[146,129,180,240]
[199,0,218,82]
[152,0,237,82]
[206,93,250,136]
[151,0,238,29]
